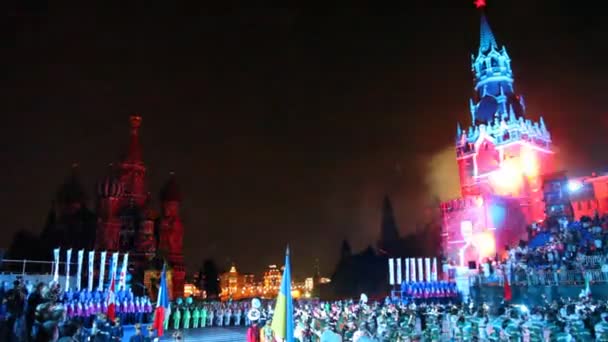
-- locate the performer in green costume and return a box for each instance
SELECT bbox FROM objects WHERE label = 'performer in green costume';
[183,306,191,329]
[173,306,181,330]
[192,306,200,329]
[200,306,207,328]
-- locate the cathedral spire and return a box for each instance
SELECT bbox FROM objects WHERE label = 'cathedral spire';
[125,115,143,164]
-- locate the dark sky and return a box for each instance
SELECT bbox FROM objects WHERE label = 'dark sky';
[2,1,608,278]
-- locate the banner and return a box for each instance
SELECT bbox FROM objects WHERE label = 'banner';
[87,251,95,292]
[405,258,410,283]
[76,250,84,291]
[119,253,129,290]
[417,258,423,283]
[425,258,431,282]
[53,248,60,282]
[111,252,119,287]
[410,258,416,282]
[388,258,395,285]
[65,249,72,290]
[396,258,402,285]
[98,251,107,291]
[431,257,438,282]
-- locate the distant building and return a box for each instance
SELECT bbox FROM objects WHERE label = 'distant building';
[218,263,313,301]
[263,265,282,291]
[568,173,608,219]
[12,115,186,298]
[184,282,204,298]
[305,277,314,291]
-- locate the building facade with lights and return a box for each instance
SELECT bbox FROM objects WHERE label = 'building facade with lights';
[218,264,315,301]
[441,11,556,267]
[567,174,608,219]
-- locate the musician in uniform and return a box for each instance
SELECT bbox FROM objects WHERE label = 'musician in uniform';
[235,306,242,326]
[246,308,261,342]
[261,319,274,342]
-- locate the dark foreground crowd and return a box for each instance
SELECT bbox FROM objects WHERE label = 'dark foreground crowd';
[5,275,608,341]
[0,278,155,342]
[239,296,608,341]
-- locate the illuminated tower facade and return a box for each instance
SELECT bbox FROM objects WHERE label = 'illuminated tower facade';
[442,9,554,266]
[456,12,553,222]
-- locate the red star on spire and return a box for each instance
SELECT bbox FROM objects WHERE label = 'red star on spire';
[474,0,486,8]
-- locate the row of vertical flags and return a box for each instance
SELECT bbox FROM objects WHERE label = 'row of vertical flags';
[388,257,439,284]
[51,248,129,292]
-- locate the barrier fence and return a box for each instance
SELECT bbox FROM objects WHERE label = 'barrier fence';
[473,268,608,287]
[0,259,56,275]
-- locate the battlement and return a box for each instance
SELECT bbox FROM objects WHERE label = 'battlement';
[456,114,551,157]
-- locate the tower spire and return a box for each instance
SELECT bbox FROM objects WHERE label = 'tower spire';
[125,114,143,164]
[479,12,498,54]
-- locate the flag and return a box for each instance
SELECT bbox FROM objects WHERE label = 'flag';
[111,252,119,288]
[153,264,171,337]
[76,250,84,291]
[118,253,129,290]
[53,248,60,282]
[87,251,95,292]
[65,249,72,290]
[98,251,107,291]
[107,270,116,322]
[503,272,512,302]
[271,247,294,342]
[388,258,395,285]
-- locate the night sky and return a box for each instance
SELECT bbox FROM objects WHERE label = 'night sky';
[2,1,608,278]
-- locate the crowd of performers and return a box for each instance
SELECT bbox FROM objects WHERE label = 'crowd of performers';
[166,297,254,330]
[6,275,608,341]
[399,281,459,303]
[243,295,608,341]
[162,292,608,341]
[63,287,154,326]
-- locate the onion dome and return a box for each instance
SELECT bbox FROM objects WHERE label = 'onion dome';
[56,163,87,204]
[160,172,181,202]
[96,164,124,198]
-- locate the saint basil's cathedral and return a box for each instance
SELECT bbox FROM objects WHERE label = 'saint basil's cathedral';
[13,115,185,298]
[440,9,608,267]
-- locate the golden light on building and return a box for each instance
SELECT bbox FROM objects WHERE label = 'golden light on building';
[184,283,202,298]
[305,277,314,291]
[319,277,331,284]
[218,263,321,301]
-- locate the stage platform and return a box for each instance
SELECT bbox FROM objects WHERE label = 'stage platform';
[121,326,247,342]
